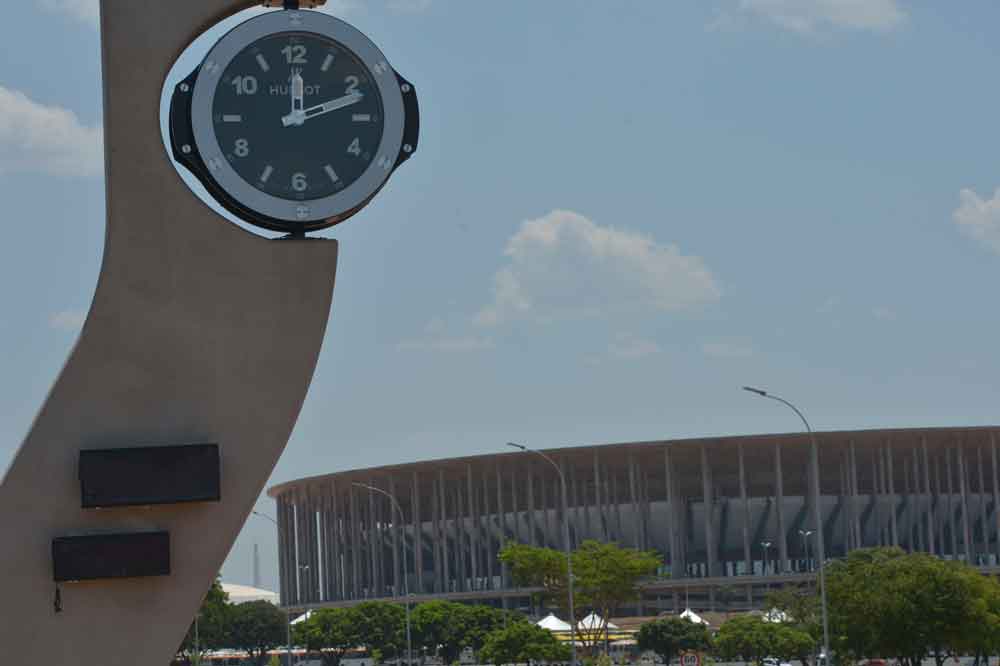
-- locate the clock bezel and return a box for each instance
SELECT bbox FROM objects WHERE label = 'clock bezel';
[189,10,406,226]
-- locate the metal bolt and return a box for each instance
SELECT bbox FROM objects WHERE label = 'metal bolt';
[401,83,411,93]
[403,144,413,154]
[181,144,192,154]
[296,205,310,219]
[179,83,190,93]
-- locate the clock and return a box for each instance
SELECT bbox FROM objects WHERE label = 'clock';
[169,7,419,234]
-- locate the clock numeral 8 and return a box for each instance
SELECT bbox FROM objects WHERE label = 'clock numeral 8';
[234,139,249,158]
[292,173,308,192]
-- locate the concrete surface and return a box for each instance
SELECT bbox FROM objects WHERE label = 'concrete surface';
[0,2,338,664]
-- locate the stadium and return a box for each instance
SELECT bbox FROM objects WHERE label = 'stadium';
[268,426,1000,614]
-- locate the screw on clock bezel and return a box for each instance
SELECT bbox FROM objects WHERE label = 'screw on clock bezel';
[188,10,406,230]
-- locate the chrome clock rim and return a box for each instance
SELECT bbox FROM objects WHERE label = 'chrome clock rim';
[190,10,406,225]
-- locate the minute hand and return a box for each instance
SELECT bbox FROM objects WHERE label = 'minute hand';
[282,92,363,127]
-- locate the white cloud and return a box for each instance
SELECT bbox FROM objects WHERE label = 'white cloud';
[954,188,1000,255]
[734,0,906,33]
[609,333,660,360]
[872,306,896,321]
[476,210,720,326]
[702,340,753,358]
[397,317,494,353]
[38,0,99,26]
[49,309,86,331]
[0,86,103,177]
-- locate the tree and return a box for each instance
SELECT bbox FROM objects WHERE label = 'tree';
[411,600,473,665]
[226,600,286,666]
[712,614,812,666]
[571,540,662,651]
[764,585,820,664]
[479,621,571,666]
[178,578,231,664]
[353,600,406,662]
[499,540,661,653]
[293,607,362,666]
[464,605,516,660]
[825,547,1000,666]
[635,617,710,665]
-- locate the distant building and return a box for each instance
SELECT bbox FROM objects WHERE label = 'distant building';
[268,426,1000,613]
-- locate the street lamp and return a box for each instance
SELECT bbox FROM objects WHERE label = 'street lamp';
[250,510,295,666]
[506,442,577,666]
[759,540,772,576]
[743,386,830,663]
[798,529,814,572]
[353,482,413,666]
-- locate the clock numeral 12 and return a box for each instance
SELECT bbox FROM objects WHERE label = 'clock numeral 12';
[282,45,308,64]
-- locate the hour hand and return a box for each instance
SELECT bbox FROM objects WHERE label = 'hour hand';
[281,92,363,127]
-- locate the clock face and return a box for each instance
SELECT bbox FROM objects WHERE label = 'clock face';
[212,32,385,202]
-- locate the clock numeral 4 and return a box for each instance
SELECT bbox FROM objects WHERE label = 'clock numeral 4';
[281,45,308,64]
[234,139,249,158]
[292,172,308,192]
[232,75,258,95]
[347,138,362,156]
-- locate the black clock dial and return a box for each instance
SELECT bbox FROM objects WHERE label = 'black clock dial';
[212,32,385,201]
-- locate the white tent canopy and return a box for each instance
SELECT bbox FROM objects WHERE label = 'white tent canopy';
[578,613,619,631]
[221,582,280,605]
[763,607,789,623]
[680,608,708,625]
[291,610,313,625]
[536,613,573,632]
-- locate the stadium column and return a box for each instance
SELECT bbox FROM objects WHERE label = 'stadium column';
[664,446,683,577]
[993,435,1000,564]
[277,496,288,606]
[594,452,607,541]
[958,445,972,563]
[629,453,641,547]
[413,471,423,595]
[350,486,360,599]
[331,483,342,600]
[946,449,958,559]
[467,466,479,590]
[439,471,450,591]
[431,477,441,593]
[923,438,935,555]
[887,441,898,547]
[738,443,751,575]
[774,442,788,573]
[977,446,988,564]
[701,445,717,577]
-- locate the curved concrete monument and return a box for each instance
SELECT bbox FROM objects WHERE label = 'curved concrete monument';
[0,1,338,663]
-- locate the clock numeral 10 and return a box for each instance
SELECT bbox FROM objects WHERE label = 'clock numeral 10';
[232,75,258,95]
[292,173,308,192]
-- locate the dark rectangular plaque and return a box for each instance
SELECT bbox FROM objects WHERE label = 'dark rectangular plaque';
[79,443,220,508]
[52,531,170,582]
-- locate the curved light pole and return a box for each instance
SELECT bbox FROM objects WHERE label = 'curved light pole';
[251,510,296,666]
[353,482,412,666]
[743,386,830,662]
[506,442,577,666]
[799,529,814,572]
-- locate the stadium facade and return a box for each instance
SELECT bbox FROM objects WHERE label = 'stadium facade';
[268,426,1000,613]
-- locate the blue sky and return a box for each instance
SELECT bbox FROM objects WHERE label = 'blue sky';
[3,0,1000,592]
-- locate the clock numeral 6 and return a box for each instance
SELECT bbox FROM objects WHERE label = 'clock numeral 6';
[232,75,258,95]
[292,172,308,192]
[234,139,249,158]
[282,45,308,64]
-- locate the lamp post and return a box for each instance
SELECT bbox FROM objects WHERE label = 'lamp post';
[760,540,772,576]
[251,510,295,666]
[743,386,830,663]
[799,529,814,572]
[506,442,576,666]
[353,482,412,666]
